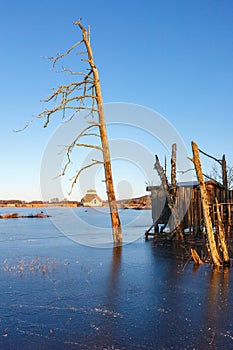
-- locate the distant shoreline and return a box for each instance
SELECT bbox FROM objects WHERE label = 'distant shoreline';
[0,194,151,210]
[0,202,80,208]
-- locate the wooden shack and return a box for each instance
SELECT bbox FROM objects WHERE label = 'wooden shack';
[146,180,233,238]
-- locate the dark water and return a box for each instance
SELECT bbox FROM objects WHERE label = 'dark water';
[0,208,232,350]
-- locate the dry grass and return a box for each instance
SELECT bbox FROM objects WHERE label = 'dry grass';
[2,256,59,275]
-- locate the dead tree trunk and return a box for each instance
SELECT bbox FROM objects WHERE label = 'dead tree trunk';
[191,141,221,266]
[77,22,122,245]
[171,143,177,203]
[215,198,230,265]
[154,154,184,241]
[26,20,122,245]
[222,154,228,192]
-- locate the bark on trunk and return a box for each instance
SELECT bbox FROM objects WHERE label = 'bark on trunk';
[191,141,221,266]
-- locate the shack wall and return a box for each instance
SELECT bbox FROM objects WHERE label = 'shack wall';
[147,181,233,234]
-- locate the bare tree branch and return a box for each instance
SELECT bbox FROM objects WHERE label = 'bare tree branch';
[87,121,101,126]
[75,143,103,151]
[177,168,194,175]
[199,148,222,164]
[14,116,39,132]
[203,173,218,182]
[43,81,95,102]
[21,19,122,244]
[61,124,101,175]
[48,39,84,68]
[40,106,98,128]
[62,141,102,175]
[59,67,93,80]
[69,160,103,194]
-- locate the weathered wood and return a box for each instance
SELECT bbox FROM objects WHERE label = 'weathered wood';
[191,248,203,265]
[191,141,221,266]
[193,189,202,235]
[171,144,177,203]
[145,221,158,239]
[154,154,184,241]
[215,198,230,264]
[227,203,231,236]
[78,22,122,245]
[222,154,228,191]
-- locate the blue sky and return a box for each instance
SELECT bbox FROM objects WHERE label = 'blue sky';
[0,0,232,201]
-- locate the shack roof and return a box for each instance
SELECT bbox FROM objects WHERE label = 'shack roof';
[146,179,224,192]
[81,192,102,203]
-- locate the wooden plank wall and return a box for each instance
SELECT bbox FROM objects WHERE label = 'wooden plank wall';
[148,183,233,235]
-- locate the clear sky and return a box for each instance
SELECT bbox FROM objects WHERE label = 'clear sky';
[0,0,232,201]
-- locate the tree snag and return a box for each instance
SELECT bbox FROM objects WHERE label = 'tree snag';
[154,149,184,241]
[215,198,230,265]
[171,143,177,203]
[222,154,228,191]
[191,141,221,266]
[76,21,122,245]
[27,20,122,245]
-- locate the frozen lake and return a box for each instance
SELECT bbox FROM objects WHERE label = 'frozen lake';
[0,207,233,349]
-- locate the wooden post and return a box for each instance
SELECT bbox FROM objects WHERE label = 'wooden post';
[222,154,228,191]
[222,154,229,233]
[191,248,203,265]
[164,155,167,178]
[191,141,221,266]
[227,203,231,237]
[154,154,184,241]
[171,143,177,203]
[215,198,230,265]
